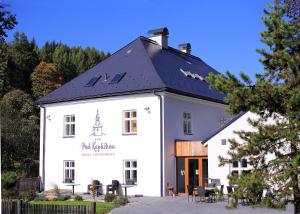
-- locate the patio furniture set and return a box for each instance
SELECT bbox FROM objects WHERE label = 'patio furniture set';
[85,179,135,197]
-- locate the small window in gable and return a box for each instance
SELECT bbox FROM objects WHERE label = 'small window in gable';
[221,139,227,145]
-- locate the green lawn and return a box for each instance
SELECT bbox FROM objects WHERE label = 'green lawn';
[31,201,119,214]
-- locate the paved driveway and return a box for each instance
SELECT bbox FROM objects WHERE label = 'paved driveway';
[110,196,293,214]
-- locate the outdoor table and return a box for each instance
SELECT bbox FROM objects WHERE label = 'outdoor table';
[66,183,80,195]
[120,184,135,197]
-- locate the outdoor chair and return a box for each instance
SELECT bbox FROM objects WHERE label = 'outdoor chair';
[207,183,215,188]
[233,186,239,192]
[65,178,73,183]
[187,185,194,202]
[210,179,221,187]
[195,186,206,202]
[106,180,120,195]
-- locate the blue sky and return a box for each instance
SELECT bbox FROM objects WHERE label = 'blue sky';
[7,0,272,80]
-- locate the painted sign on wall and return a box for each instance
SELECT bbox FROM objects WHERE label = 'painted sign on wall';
[81,109,116,156]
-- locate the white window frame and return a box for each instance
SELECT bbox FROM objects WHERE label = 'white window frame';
[64,115,75,137]
[123,160,137,183]
[123,110,137,134]
[63,160,75,183]
[183,112,192,134]
[231,159,250,177]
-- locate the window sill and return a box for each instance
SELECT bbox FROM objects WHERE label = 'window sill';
[122,133,137,136]
[184,133,193,135]
[63,136,75,138]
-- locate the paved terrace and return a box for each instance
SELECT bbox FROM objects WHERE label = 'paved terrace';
[110,196,293,214]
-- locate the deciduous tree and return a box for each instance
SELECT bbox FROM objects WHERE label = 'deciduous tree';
[31,61,62,98]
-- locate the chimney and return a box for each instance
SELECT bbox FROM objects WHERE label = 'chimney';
[148,27,169,49]
[178,43,191,54]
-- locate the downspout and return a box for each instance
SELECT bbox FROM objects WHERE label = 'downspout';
[153,91,163,197]
[40,105,46,191]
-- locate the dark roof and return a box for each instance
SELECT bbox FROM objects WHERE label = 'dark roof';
[37,36,226,105]
[202,112,247,144]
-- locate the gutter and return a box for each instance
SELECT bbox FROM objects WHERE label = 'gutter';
[39,105,46,191]
[153,91,164,197]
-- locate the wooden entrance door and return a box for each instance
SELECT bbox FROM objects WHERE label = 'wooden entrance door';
[175,140,208,194]
[176,157,208,194]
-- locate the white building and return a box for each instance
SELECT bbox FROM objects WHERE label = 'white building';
[38,27,235,197]
[203,112,255,190]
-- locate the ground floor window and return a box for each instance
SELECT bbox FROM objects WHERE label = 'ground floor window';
[124,160,137,183]
[63,160,75,183]
[231,159,250,177]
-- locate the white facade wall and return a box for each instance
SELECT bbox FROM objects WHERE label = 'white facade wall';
[162,93,231,194]
[40,94,162,196]
[205,112,256,192]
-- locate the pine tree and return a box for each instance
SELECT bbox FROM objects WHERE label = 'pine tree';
[206,1,300,213]
[0,3,17,41]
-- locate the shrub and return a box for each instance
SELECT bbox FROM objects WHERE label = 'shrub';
[74,194,83,201]
[33,195,48,201]
[104,194,116,202]
[260,197,286,210]
[113,196,129,206]
[228,170,265,206]
[57,195,71,201]
[19,190,36,201]
[1,172,17,189]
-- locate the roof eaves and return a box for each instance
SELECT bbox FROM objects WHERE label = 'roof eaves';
[165,88,226,105]
[36,88,167,105]
[201,112,247,145]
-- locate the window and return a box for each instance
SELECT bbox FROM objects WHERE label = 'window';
[232,161,239,168]
[221,139,227,145]
[85,76,101,87]
[241,159,248,168]
[183,112,192,134]
[110,72,126,84]
[123,110,137,134]
[63,160,75,183]
[231,159,250,178]
[231,170,239,178]
[241,170,251,176]
[64,115,75,137]
[124,160,137,183]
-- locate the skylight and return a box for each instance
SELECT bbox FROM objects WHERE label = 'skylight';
[85,76,101,87]
[110,72,126,84]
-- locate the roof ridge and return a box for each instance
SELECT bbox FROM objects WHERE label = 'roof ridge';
[137,37,168,88]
